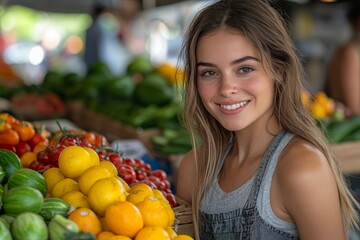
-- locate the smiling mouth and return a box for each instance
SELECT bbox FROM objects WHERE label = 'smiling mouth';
[220,101,249,110]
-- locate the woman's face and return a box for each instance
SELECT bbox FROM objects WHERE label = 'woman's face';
[196,29,275,132]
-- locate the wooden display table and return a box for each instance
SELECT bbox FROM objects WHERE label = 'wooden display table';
[333,141,360,174]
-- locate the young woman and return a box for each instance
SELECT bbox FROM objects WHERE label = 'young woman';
[176,0,359,239]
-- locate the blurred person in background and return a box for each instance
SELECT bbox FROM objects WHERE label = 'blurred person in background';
[83,0,143,75]
[326,2,360,115]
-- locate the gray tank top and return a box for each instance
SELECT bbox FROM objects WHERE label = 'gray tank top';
[200,130,299,240]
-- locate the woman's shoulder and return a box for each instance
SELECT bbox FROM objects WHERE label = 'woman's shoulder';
[275,136,334,189]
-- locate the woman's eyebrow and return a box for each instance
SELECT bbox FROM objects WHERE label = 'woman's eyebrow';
[197,56,260,67]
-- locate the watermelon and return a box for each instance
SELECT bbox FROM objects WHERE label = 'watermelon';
[3,186,44,216]
[11,212,48,240]
[0,220,11,240]
[0,149,22,182]
[39,197,71,222]
[8,168,48,196]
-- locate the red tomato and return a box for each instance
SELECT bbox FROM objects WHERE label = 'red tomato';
[0,144,16,153]
[15,141,31,158]
[152,169,167,180]
[117,164,136,184]
[28,133,46,150]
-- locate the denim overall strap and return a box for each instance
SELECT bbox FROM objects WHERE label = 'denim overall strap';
[240,130,286,240]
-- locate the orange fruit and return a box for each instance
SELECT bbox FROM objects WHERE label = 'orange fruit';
[68,207,102,236]
[84,147,100,166]
[134,226,170,240]
[105,201,143,238]
[97,231,115,240]
[51,177,79,198]
[43,167,65,192]
[78,164,114,195]
[136,196,170,228]
[99,160,118,176]
[62,190,90,208]
[20,151,37,168]
[58,146,92,179]
[87,176,127,216]
[127,183,154,205]
[172,235,195,240]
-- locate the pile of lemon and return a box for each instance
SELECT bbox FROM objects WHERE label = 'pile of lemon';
[42,145,193,240]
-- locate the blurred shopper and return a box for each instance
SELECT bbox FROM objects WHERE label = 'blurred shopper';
[83,0,143,75]
[326,2,360,115]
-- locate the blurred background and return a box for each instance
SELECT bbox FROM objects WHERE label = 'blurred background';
[0,0,354,93]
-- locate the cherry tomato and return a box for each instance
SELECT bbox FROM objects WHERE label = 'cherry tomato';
[152,169,167,180]
[135,169,148,181]
[109,153,123,166]
[117,164,136,184]
[123,158,136,167]
[165,193,178,208]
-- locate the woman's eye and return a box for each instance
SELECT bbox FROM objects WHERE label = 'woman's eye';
[201,71,216,77]
[239,67,254,74]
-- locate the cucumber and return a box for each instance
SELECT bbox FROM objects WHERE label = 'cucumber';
[327,114,360,143]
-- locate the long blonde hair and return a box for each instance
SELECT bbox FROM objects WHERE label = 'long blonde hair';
[179,0,359,238]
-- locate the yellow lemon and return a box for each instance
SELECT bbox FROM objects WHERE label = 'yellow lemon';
[84,147,100,166]
[153,189,167,201]
[135,226,170,240]
[116,176,130,192]
[165,226,177,238]
[62,190,90,208]
[78,164,114,195]
[42,167,65,192]
[88,176,127,216]
[99,160,118,176]
[127,183,154,205]
[58,146,92,179]
[136,196,170,228]
[160,198,175,227]
[51,177,79,198]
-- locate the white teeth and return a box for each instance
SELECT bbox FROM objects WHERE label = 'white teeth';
[220,101,248,110]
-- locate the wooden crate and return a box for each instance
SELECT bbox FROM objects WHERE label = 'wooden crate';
[173,197,194,238]
[332,141,360,174]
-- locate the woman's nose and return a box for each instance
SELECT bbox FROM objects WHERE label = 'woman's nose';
[219,75,238,97]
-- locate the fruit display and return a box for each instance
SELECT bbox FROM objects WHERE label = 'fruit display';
[302,91,360,143]
[0,144,194,239]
